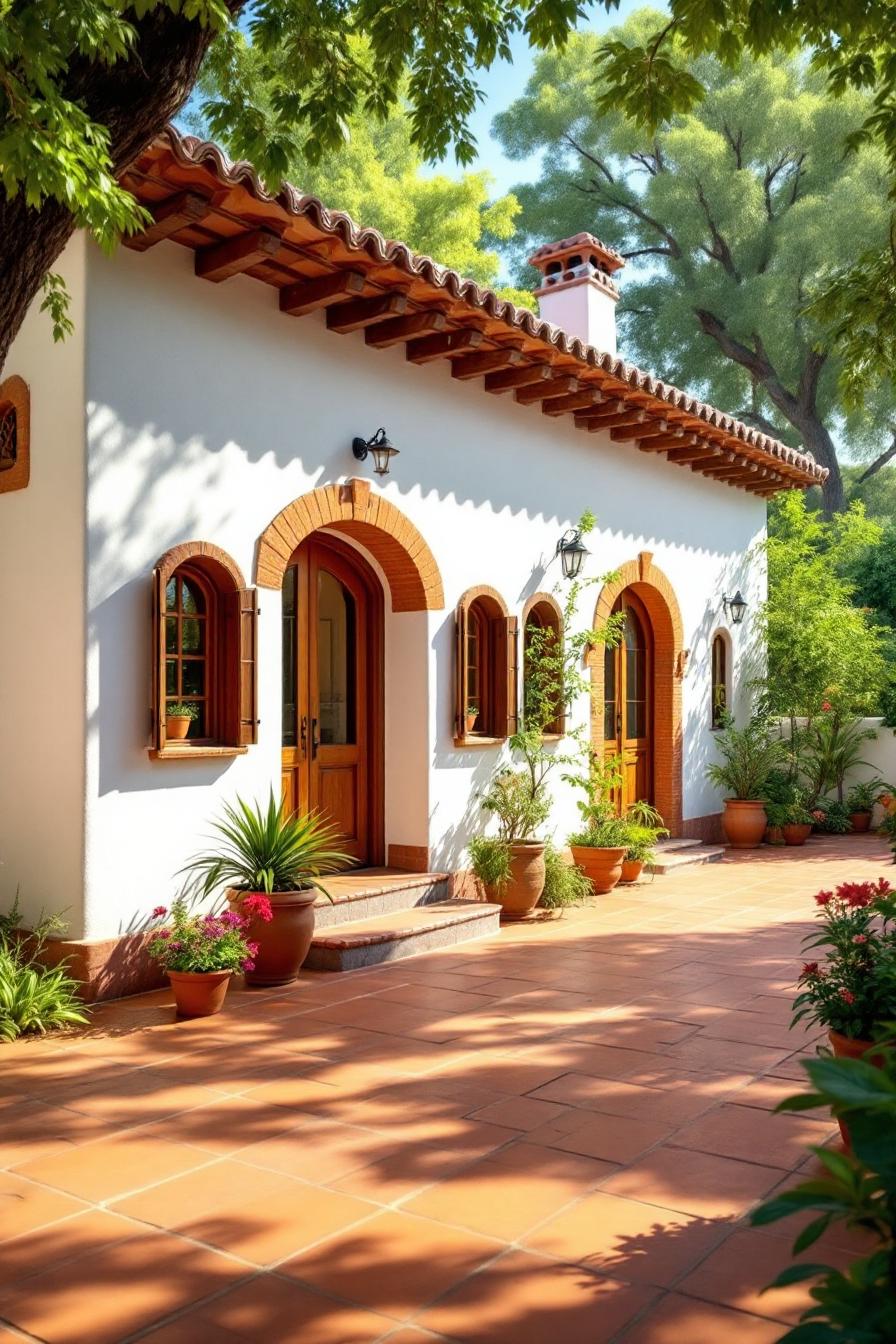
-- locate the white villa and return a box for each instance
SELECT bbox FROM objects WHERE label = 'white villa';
[0,127,824,996]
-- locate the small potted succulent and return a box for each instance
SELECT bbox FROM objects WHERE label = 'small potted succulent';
[165,701,198,741]
[781,797,814,847]
[705,713,785,849]
[619,802,668,883]
[792,877,896,1143]
[148,897,263,1018]
[465,702,479,735]
[846,779,884,833]
[179,791,349,986]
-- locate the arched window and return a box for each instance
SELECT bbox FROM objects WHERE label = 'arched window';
[0,375,29,495]
[522,593,564,737]
[711,631,729,730]
[454,586,517,744]
[151,543,258,758]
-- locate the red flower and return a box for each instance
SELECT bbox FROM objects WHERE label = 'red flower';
[838,988,856,1005]
[814,891,833,907]
[152,905,167,918]
[821,700,832,712]
[800,961,819,979]
[853,934,868,945]
[243,894,274,923]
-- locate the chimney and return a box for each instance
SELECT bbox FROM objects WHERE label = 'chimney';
[529,233,625,354]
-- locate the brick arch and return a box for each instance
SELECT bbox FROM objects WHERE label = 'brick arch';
[590,551,685,833]
[255,478,444,611]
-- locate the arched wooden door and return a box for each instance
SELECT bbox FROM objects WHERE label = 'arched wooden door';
[281,536,383,865]
[603,590,653,811]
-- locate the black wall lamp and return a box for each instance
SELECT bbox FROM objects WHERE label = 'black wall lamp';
[352,427,399,476]
[556,527,590,581]
[722,590,748,625]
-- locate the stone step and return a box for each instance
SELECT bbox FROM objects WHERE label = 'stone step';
[647,844,725,874]
[653,837,705,853]
[305,900,501,972]
[313,868,450,929]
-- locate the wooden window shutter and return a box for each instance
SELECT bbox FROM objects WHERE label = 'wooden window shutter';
[151,567,165,751]
[235,587,259,745]
[505,615,519,738]
[454,600,468,739]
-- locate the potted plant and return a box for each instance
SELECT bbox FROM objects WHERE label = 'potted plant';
[846,779,884,832]
[792,877,896,1143]
[619,802,668,883]
[565,753,631,894]
[811,797,853,835]
[179,791,350,986]
[781,797,814,846]
[469,769,551,919]
[465,702,479,734]
[165,701,198,741]
[539,842,592,911]
[763,801,787,845]
[147,897,263,1018]
[705,713,786,849]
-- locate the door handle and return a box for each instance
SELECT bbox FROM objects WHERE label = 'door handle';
[616,710,622,737]
[311,717,320,759]
[300,715,308,758]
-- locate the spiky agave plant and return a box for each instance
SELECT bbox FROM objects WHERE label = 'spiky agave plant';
[178,790,350,901]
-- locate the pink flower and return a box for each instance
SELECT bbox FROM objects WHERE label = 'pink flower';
[853,934,869,945]
[241,959,256,973]
[243,894,274,923]
[157,928,171,940]
[800,961,819,979]
[246,940,259,956]
[839,988,856,1005]
[219,911,243,928]
[152,905,167,918]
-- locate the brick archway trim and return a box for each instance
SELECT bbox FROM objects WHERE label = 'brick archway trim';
[255,479,444,611]
[590,551,685,833]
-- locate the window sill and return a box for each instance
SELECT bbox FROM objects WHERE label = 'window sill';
[149,744,248,761]
[453,734,507,749]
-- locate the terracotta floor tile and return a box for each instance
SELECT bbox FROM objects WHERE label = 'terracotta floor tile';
[280,1209,503,1318]
[157,1274,397,1343]
[237,1117,402,1184]
[0,1171,88,1244]
[618,1292,786,1343]
[48,1069,230,1127]
[467,1096,571,1131]
[728,1075,804,1112]
[524,1110,673,1164]
[417,1248,657,1344]
[528,1072,715,1124]
[0,1100,113,1169]
[600,1146,784,1219]
[110,1157,286,1227]
[0,1228,249,1344]
[0,1209,146,1282]
[668,1103,836,1171]
[139,1093,320,1155]
[328,1141,506,1205]
[368,982,497,1013]
[13,1130,209,1203]
[239,1072,345,1113]
[661,1034,792,1074]
[522,1190,729,1286]
[177,1181,377,1265]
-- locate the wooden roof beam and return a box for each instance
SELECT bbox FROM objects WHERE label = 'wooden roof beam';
[365,309,447,348]
[543,387,605,417]
[637,431,698,453]
[515,375,579,405]
[575,407,645,432]
[406,328,484,363]
[279,269,366,316]
[124,191,212,252]
[195,228,282,282]
[451,348,524,380]
[484,363,552,393]
[665,442,719,463]
[327,291,408,333]
[611,418,668,443]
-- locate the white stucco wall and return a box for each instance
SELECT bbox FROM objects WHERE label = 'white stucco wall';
[80,238,766,937]
[0,237,88,934]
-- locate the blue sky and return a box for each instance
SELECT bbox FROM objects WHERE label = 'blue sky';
[432,0,646,194]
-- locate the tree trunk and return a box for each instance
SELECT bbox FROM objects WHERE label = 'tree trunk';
[790,411,844,517]
[0,7,228,374]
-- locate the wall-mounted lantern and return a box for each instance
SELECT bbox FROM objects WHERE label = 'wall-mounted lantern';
[722,590,748,625]
[352,427,399,476]
[556,527,590,581]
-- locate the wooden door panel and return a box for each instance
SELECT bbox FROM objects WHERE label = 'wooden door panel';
[608,592,654,815]
[317,765,361,846]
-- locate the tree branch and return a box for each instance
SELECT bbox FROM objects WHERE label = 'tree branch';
[695,179,741,280]
[563,133,615,183]
[857,429,896,482]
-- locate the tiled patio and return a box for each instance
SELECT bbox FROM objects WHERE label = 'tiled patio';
[1,837,884,1344]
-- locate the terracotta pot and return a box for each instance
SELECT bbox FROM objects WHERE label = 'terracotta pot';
[782,823,812,847]
[465,712,479,734]
[765,826,784,846]
[569,845,626,895]
[489,842,546,920]
[619,858,645,884]
[829,1029,886,1147]
[227,888,317,986]
[166,715,191,741]
[851,811,872,833]
[722,799,767,849]
[167,969,231,1018]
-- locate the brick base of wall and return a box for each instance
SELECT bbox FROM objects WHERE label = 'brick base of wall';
[680,812,725,844]
[35,932,167,1004]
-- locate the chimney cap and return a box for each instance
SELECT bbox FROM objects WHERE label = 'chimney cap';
[528,232,625,277]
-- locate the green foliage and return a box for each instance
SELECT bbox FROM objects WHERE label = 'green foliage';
[793,879,896,1040]
[540,842,591,909]
[705,714,787,801]
[0,893,88,1043]
[178,791,349,899]
[764,494,888,716]
[566,753,631,848]
[800,711,878,805]
[467,835,511,891]
[147,897,260,975]
[166,702,199,720]
[478,769,551,845]
[881,679,896,730]
[750,1043,896,1342]
[811,798,854,836]
[847,780,886,815]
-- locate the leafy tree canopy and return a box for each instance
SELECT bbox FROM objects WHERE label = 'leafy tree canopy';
[189,40,527,296]
[493,13,896,516]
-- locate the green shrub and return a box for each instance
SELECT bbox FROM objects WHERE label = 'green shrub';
[468,835,511,891]
[165,702,199,720]
[0,895,88,1043]
[540,843,591,909]
[811,798,853,834]
[705,714,787,800]
[846,779,886,813]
